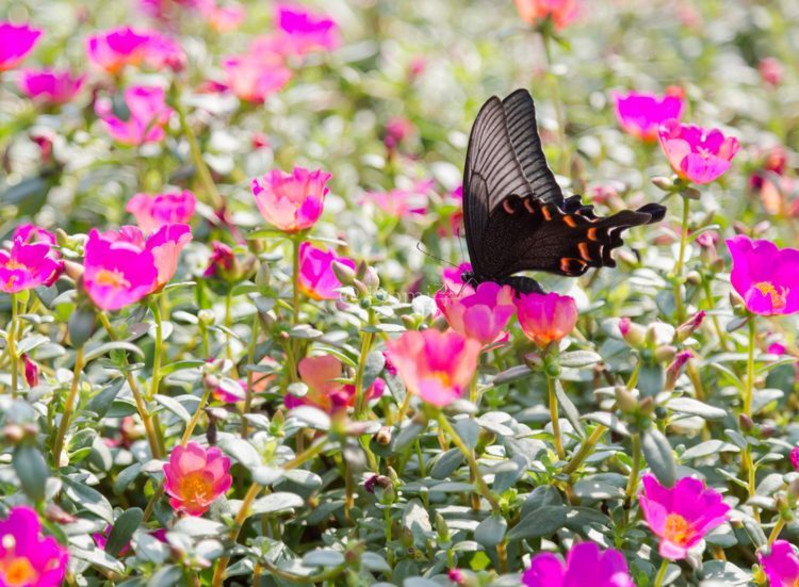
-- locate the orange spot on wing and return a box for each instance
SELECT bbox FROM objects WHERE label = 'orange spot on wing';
[542,207,552,221]
[524,199,535,214]
[578,242,591,261]
[587,227,598,241]
[503,199,516,214]
[563,215,577,228]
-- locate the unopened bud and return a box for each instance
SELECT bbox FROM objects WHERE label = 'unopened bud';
[680,186,701,200]
[675,311,705,342]
[523,352,543,370]
[638,397,654,417]
[651,176,676,191]
[739,413,754,431]
[665,350,693,390]
[374,426,392,446]
[332,260,356,286]
[619,318,646,349]
[654,345,678,363]
[615,386,638,413]
[198,309,215,326]
[362,266,380,291]
[22,354,39,388]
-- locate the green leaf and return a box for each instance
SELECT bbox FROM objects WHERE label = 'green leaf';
[13,445,49,502]
[84,341,144,363]
[154,394,191,423]
[641,428,676,488]
[474,515,507,547]
[553,379,586,439]
[506,506,567,540]
[87,378,125,418]
[666,397,727,420]
[106,508,143,557]
[67,308,96,348]
[1,174,53,216]
[158,360,207,376]
[491,365,533,386]
[559,350,602,368]
[245,492,304,518]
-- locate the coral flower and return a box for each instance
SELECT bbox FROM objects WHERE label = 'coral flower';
[275,4,340,56]
[726,235,799,316]
[222,53,292,103]
[759,540,799,586]
[199,0,246,32]
[286,354,385,413]
[17,69,85,105]
[95,86,173,145]
[522,542,634,587]
[366,180,433,217]
[126,190,197,234]
[435,282,516,345]
[163,442,232,516]
[612,91,684,142]
[146,224,193,289]
[83,229,158,311]
[759,57,784,88]
[638,474,729,560]
[513,0,580,30]
[657,120,740,184]
[385,329,481,407]
[251,167,331,233]
[297,242,356,301]
[0,22,43,71]
[0,506,68,587]
[515,292,578,348]
[0,238,61,293]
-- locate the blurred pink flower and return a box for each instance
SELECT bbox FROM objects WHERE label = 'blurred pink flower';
[522,542,633,587]
[384,116,414,150]
[0,506,68,587]
[657,120,740,184]
[297,242,355,300]
[0,238,61,293]
[0,22,43,71]
[639,474,729,560]
[613,90,684,142]
[163,442,232,516]
[759,540,799,586]
[222,52,292,103]
[366,180,433,217]
[759,57,784,88]
[790,446,799,471]
[204,241,235,278]
[147,224,193,289]
[515,292,578,348]
[435,282,515,345]
[286,354,384,413]
[126,190,197,234]
[13,223,56,245]
[17,69,85,105]
[23,353,39,387]
[86,27,184,73]
[513,0,580,30]
[275,4,339,57]
[199,0,246,31]
[726,235,799,316]
[95,86,173,145]
[385,329,481,407]
[251,167,330,232]
[211,378,247,403]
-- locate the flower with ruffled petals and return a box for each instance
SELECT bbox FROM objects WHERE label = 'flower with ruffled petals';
[0,238,61,293]
[86,27,184,73]
[515,292,578,348]
[613,90,684,142]
[275,4,339,56]
[639,474,729,560]
[297,243,355,300]
[163,442,232,516]
[95,86,173,145]
[513,0,580,30]
[146,224,193,289]
[759,540,799,586]
[657,120,740,184]
[726,235,799,316]
[127,191,197,234]
[211,378,247,403]
[13,224,56,245]
[522,542,634,587]
[0,22,43,71]
[286,354,385,413]
[435,282,515,345]
[18,69,85,105]
[0,506,68,587]
[385,329,481,407]
[252,167,330,233]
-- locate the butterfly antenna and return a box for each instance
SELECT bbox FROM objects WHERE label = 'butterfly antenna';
[415,242,457,268]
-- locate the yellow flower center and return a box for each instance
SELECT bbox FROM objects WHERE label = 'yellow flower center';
[180,473,212,505]
[432,371,453,388]
[0,555,39,587]
[3,260,25,270]
[94,268,130,289]
[754,281,787,310]
[663,513,696,546]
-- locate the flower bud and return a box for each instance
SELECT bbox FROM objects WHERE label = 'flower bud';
[654,345,677,363]
[651,176,677,191]
[619,318,646,348]
[675,311,705,342]
[198,309,215,326]
[374,426,392,446]
[332,260,356,286]
[615,386,638,413]
[22,354,39,388]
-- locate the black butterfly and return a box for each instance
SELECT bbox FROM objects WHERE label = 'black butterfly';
[461,89,666,295]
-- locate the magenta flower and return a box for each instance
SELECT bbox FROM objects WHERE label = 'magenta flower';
[515,292,579,348]
[0,22,43,71]
[146,224,193,289]
[86,27,183,73]
[639,474,730,560]
[222,52,292,103]
[163,442,232,516]
[251,167,331,233]
[522,542,633,587]
[95,86,173,145]
[0,238,61,293]
[211,378,247,403]
[297,242,355,300]
[13,223,56,245]
[126,190,197,234]
[0,506,68,587]
[442,262,475,296]
[286,354,384,413]
[274,4,340,57]
[435,282,515,345]
[83,229,158,311]
[612,90,684,142]
[385,329,481,407]
[204,241,235,279]
[657,120,740,184]
[726,235,799,316]
[760,540,799,586]
[17,69,85,105]
[759,57,784,88]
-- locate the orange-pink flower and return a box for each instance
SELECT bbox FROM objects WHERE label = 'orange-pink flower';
[251,167,330,233]
[286,355,385,413]
[435,282,515,345]
[163,442,232,516]
[0,237,61,294]
[513,0,580,30]
[515,292,578,348]
[657,120,740,185]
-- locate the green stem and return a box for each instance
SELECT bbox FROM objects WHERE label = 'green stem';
[562,425,607,476]
[353,309,376,418]
[384,505,394,569]
[743,317,756,418]
[8,292,18,397]
[52,347,84,466]
[547,376,565,460]
[654,558,669,587]
[673,196,691,323]
[224,289,234,365]
[540,31,568,175]
[769,516,786,545]
[291,235,301,325]
[149,302,163,401]
[174,93,224,210]
[181,386,213,445]
[625,433,642,504]
[241,313,260,439]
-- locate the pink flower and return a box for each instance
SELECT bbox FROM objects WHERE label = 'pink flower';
[385,329,481,407]
[199,0,246,31]
[0,506,68,587]
[13,224,56,245]
[384,116,414,150]
[515,292,578,348]
[612,91,684,142]
[366,180,433,217]
[297,242,355,300]
[274,4,340,57]
[17,69,85,105]
[0,238,61,293]
[0,22,43,71]
[790,446,799,471]
[251,167,330,233]
[442,263,475,296]
[146,224,193,289]
[759,540,799,586]
[126,190,197,234]
[639,474,730,560]
[86,27,184,73]
[513,0,580,30]
[286,354,384,413]
[204,241,235,278]
[211,378,247,403]
[163,442,232,516]
[221,52,292,103]
[435,282,515,345]
[759,57,784,88]
[83,229,158,311]
[23,354,39,387]
[522,542,634,587]
[726,235,799,316]
[657,120,740,184]
[95,86,173,146]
